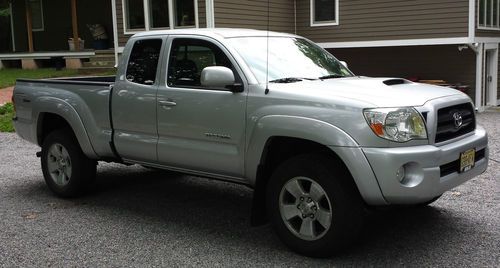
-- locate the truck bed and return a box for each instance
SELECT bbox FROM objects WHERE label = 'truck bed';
[13,76,116,160]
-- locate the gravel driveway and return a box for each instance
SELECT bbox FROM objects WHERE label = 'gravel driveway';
[0,111,498,267]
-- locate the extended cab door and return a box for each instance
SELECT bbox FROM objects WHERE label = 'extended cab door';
[112,38,164,162]
[156,36,247,179]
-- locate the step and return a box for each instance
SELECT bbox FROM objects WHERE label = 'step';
[94,49,115,55]
[78,66,116,74]
[89,56,115,62]
[83,61,115,68]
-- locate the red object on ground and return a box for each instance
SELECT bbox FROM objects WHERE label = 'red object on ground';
[0,87,14,105]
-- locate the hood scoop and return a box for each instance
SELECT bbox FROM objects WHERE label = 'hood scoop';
[383,78,409,86]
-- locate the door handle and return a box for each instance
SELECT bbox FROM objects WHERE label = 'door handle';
[159,100,177,107]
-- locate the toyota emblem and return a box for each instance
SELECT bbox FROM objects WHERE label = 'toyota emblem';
[453,112,463,128]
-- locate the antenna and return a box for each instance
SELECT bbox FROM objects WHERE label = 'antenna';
[264,0,270,95]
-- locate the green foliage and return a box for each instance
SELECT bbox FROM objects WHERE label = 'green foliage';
[0,102,14,132]
[0,7,9,17]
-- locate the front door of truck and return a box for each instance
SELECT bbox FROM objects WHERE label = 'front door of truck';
[112,38,164,162]
[156,36,247,179]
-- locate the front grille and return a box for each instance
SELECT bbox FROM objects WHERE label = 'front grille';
[439,148,485,177]
[435,103,475,143]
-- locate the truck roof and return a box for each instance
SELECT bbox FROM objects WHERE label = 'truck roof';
[131,28,299,39]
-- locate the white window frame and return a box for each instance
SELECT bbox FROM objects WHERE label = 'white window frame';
[122,0,198,34]
[478,0,500,30]
[310,0,339,27]
[29,0,44,32]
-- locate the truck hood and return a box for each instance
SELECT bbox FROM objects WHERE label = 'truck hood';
[269,76,466,107]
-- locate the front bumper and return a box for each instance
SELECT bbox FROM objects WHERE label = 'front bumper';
[362,126,488,204]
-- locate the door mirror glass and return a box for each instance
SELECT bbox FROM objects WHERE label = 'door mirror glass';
[201,66,235,88]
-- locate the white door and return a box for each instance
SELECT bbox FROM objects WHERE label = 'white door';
[484,47,498,106]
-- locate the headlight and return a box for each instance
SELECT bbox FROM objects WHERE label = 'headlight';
[363,108,427,142]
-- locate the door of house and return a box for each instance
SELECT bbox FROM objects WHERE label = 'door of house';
[484,47,498,107]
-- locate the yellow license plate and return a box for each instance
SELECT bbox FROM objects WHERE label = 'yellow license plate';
[460,149,475,173]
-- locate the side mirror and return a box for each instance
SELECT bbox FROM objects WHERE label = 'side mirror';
[339,61,348,68]
[201,66,236,89]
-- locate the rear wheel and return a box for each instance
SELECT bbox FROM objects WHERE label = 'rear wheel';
[41,129,96,197]
[266,154,365,257]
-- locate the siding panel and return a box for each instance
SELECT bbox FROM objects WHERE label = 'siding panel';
[298,0,469,43]
[214,0,295,33]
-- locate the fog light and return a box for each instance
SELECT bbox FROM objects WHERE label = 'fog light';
[396,166,405,182]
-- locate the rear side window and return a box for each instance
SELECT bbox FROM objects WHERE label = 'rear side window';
[126,39,163,85]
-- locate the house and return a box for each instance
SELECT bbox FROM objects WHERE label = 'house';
[0,0,498,109]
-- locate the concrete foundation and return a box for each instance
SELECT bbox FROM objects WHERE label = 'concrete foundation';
[65,58,83,69]
[21,59,39,69]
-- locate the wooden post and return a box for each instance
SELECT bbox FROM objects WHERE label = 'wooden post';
[71,0,80,51]
[25,0,34,52]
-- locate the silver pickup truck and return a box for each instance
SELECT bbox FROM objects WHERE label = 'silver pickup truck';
[12,29,488,257]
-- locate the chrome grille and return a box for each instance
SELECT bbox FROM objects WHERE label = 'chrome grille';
[435,103,475,143]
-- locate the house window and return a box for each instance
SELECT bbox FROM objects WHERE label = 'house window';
[123,0,197,33]
[311,0,338,26]
[150,0,169,28]
[125,0,145,30]
[174,0,195,27]
[479,0,500,29]
[28,0,44,31]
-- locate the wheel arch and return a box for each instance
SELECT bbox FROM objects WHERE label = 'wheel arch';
[246,115,365,226]
[34,98,97,159]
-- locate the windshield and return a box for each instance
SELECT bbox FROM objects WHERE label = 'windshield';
[228,37,353,83]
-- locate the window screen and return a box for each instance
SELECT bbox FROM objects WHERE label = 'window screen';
[313,0,336,24]
[126,39,162,85]
[125,0,145,30]
[167,39,236,87]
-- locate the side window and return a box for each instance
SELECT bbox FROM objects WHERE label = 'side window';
[126,39,162,85]
[167,38,237,88]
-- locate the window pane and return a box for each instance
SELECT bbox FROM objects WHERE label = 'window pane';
[314,0,335,23]
[150,0,169,28]
[28,0,43,30]
[494,0,499,27]
[168,39,235,87]
[480,0,485,26]
[174,0,195,27]
[126,0,145,30]
[487,0,492,26]
[126,39,162,85]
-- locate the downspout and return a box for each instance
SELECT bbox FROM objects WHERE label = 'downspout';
[111,0,119,66]
[475,43,484,110]
[9,1,16,52]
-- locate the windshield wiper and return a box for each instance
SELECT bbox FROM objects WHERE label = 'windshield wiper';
[318,74,345,80]
[269,77,316,83]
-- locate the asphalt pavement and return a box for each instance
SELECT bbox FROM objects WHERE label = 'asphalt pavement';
[0,111,498,267]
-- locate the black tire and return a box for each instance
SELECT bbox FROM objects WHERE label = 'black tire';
[266,153,365,257]
[41,128,96,197]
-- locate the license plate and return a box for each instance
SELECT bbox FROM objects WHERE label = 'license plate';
[459,149,475,173]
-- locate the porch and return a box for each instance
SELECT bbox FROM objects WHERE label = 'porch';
[1,0,114,69]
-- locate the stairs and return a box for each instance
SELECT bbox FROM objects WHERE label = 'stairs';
[79,49,116,73]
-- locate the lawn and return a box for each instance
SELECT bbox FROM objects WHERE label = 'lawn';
[0,103,14,132]
[0,68,116,88]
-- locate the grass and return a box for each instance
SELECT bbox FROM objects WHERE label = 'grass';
[0,68,116,88]
[0,103,14,132]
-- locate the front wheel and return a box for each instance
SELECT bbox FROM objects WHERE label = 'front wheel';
[266,154,365,257]
[41,129,96,197]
